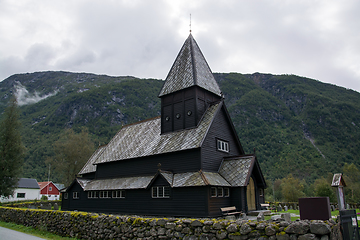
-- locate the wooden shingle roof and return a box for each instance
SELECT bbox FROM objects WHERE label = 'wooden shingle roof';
[94,101,222,165]
[158,33,221,97]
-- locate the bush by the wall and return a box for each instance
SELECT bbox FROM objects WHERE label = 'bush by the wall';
[0,206,340,239]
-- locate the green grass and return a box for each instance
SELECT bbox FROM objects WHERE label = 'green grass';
[0,221,78,240]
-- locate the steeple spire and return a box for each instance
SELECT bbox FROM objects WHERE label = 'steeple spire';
[158,34,222,97]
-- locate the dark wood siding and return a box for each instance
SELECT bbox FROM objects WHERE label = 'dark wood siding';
[207,186,232,216]
[173,102,183,131]
[201,107,242,171]
[162,104,172,133]
[184,99,195,128]
[161,87,221,133]
[64,186,209,217]
[96,149,201,179]
[81,172,95,179]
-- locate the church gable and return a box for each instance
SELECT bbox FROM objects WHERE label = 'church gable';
[200,102,245,171]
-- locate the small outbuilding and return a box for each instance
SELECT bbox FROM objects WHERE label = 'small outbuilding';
[61,34,266,217]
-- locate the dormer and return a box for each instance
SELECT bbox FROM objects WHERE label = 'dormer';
[159,34,222,134]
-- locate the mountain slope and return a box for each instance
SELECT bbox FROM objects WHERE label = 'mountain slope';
[0,71,359,183]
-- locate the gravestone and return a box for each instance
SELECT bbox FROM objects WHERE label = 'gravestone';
[54,203,59,210]
[289,205,293,210]
[277,206,282,212]
[257,212,264,221]
[331,205,335,211]
[284,205,288,211]
[281,213,291,222]
[299,197,331,220]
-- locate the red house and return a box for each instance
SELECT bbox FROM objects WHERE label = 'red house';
[38,181,60,200]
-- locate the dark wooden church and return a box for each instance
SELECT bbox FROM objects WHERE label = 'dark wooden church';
[61,34,266,217]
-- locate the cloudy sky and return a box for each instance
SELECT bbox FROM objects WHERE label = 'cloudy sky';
[1,0,359,93]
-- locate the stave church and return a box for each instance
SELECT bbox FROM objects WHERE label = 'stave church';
[61,34,266,217]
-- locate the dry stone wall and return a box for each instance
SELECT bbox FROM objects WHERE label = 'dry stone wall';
[0,207,340,239]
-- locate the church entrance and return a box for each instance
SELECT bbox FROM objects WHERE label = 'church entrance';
[246,177,256,211]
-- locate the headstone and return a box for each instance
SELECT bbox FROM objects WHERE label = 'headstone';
[290,205,293,210]
[299,197,331,221]
[284,206,288,212]
[346,204,350,209]
[331,205,335,211]
[257,212,264,221]
[54,203,59,210]
[277,206,283,212]
[281,213,291,222]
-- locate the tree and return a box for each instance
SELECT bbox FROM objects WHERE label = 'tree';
[0,97,24,197]
[49,128,95,186]
[281,174,304,202]
[342,163,360,203]
[313,177,335,202]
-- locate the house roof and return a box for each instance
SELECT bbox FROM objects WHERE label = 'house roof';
[218,155,255,187]
[158,33,222,97]
[18,178,40,189]
[38,181,60,191]
[79,145,106,175]
[94,101,222,165]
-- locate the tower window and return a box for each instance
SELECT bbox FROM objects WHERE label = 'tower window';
[217,139,229,152]
[176,113,181,119]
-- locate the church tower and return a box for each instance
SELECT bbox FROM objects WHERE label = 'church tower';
[159,34,222,133]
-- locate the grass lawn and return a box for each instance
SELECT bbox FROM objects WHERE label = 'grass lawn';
[263,208,360,224]
[0,221,78,240]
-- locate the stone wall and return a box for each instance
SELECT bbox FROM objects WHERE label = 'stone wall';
[0,206,340,240]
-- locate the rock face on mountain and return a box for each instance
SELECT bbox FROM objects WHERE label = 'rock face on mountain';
[0,71,359,182]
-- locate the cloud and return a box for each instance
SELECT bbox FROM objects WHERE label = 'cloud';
[0,0,359,93]
[14,81,58,106]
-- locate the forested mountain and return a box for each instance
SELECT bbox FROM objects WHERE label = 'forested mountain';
[0,71,359,183]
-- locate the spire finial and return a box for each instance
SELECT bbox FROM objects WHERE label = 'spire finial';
[189,14,192,33]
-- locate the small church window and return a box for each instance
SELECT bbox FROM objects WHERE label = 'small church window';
[176,113,181,119]
[211,187,217,197]
[112,190,125,198]
[64,193,68,199]
[152,186,170,198]
[187,110,192,116]
[217,187,223,197]
[224,188,230,197]
[73,192,79,199]
[165,116,170,121]
[88,191,99,198]
[49,187,52,191]
[99,191,111,198]
[217,139,229,152]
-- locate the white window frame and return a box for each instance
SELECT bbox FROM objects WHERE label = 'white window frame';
[152,186,170,198]
[224,187,230,197]
[217,187,224,197]
[112,190,125,198]
[217,139,229,152]
[211,187,217,197]
[99,191,111,198]
[73,192,79,199]
[88,191,99,199]
[49,187,52,191]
